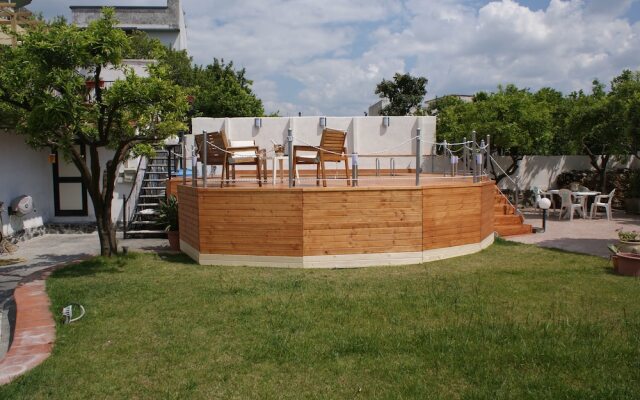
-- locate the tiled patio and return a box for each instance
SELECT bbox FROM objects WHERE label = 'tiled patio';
[509,209,640,257]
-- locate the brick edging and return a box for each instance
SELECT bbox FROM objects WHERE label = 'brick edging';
[0,258,88,385]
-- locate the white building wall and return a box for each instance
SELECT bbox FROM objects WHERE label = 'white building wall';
[191,116,436,170]
[0,132,53,237]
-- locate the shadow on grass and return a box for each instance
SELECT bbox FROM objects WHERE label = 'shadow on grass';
[51,255,130,279]
[524,238,614,258]
[155,252,197,265]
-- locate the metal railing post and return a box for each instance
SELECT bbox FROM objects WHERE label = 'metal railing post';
[472,131,477,183]
[122,194,127,238]
[390,158,395,176]
[182,140,187,185]
[167,146,172,178]
[515,175,520,214]
[202,131,208,188]
[287,128,294,188]
[415,128,422,186]
[485,134,491,181]
[463,137,467,176]
[375,158,380,176]
[431,144,436,173]
[442,139,447,177]
[479,139,486,179]
[351,153,358,187]
[191,141,197,187]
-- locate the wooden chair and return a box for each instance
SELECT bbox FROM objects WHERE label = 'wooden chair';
[195,131,264,187]
[293,128,350,187]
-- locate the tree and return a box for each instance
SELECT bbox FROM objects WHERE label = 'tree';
[123,31,264,118]
[0,10,188,256]
[436,85,557,183]
[192,59,264,117]
[566,72,639,191]
[375,72,428,116]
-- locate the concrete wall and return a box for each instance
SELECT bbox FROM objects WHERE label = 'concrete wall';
[190,116,436,170]
[425,154,639,191]
[71,0,187,51]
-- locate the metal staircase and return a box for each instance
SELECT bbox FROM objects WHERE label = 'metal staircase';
[124,149,170,238]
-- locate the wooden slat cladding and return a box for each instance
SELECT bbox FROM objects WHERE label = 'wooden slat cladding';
[178,180,496,259]
[422,182,493,250]
[303,189,423,256]
[177,185,200,251]
[480,183,496,239]
[197,190,303,256]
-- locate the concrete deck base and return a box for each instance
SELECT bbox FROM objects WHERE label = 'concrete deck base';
[180,233,495,269]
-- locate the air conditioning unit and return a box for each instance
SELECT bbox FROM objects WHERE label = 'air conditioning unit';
[10,195,34,217]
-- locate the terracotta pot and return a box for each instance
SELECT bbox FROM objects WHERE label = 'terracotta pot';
[167,231,180,251]
[618,240,640,254]
[616,252,640,277]
[611,255,619,273]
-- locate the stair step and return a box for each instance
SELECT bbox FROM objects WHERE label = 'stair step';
[131,220,162,225]
[137,202,160,206]
[136,210,159,215]
[139,194,165,198]
[496,224,533,237]
[495,214,524,225]
[143,179,167,182]
[494,204,515,215]
[141,187,166,190]
[125,230,167,236]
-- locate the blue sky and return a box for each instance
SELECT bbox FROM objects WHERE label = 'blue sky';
[27,0,640,116]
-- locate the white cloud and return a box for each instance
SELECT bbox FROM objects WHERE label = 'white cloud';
[23,0,640,115]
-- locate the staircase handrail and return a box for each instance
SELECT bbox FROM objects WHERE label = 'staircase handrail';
[488,154,517,188]
[488,154,521,213]
[123,155,148,228]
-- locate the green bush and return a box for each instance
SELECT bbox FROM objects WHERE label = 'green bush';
[628,170,640,198]
[158,195,179,232]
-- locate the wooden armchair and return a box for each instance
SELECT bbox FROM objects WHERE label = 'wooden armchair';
[293,128,350,187]
[195,131,265,187]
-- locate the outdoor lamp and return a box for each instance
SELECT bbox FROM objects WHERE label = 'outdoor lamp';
[382,116,390,127]
[319,116,327,127]
[537,197,551,233]
[254,117,262,128]
[475,153,483,165]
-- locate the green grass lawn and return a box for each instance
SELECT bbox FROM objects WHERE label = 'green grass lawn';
[1,240,639,399]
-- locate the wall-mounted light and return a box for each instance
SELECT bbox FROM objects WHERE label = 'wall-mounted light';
[319,116,327,127]
[254,117,262,128]
[382,116,390,127]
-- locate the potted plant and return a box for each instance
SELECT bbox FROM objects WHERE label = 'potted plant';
[617,229,640,254]
[158,195,179,251]
[624,170,640,214]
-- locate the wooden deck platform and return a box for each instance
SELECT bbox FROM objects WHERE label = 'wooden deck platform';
[175,174,498,268]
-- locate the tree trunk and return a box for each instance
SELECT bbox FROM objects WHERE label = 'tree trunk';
[95,203,118,257]
[598,155,610,193]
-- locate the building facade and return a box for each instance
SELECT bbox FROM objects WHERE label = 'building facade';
[71,0,187,51]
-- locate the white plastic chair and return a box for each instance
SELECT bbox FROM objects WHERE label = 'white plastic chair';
[590,189,615,220]
[558,189,585,221]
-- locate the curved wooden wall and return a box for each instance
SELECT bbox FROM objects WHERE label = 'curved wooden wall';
[177,181,495,266]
